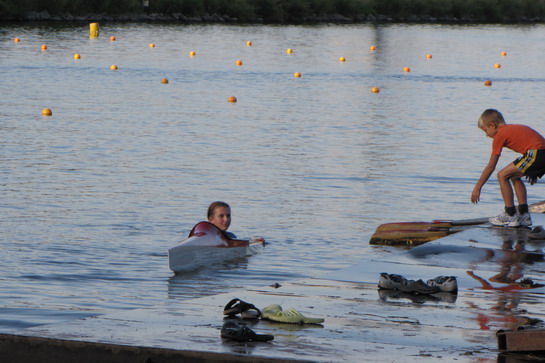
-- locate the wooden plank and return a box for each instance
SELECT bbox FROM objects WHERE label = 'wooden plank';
[375,218,488,233]
[369,229,451,246]
[375,222,451,232]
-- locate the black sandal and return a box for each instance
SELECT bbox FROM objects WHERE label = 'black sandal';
[221,322,274,342]
[223,298,261,319]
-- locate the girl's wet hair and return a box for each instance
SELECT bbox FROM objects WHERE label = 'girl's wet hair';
[207,201,230,219]
[478,108,505,128]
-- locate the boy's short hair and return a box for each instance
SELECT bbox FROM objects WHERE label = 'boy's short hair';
[478,109,506,128]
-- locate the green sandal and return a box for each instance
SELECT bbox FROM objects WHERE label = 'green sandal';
[262,304,324,324]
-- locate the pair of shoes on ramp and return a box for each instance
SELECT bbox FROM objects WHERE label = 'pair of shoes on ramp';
[378,273,458,294]
[221,298,324,343]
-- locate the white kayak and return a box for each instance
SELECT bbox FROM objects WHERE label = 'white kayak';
[168,221,264,273]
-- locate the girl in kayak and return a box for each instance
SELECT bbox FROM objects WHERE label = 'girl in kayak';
[207,201,265,242]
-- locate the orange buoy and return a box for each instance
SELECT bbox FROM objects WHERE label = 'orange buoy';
[484,80,492,86]
[41,44,48,51]
[403,67,410,72]
[286,48,293,54]
[161,78,169,84]
[371,87,380,93]
[235,59,243,66]
[149,43,155,48]
[246,41,252,46]
[110,35,116,41]
[110,64,118,70]
[426,53,432,59]
[41,108,52,116]
[294,72,301,78]
[494,63,501,68]
[227,96,237,103]
[14,37,21,43]
[189,51,196,57]
[73,53,81,59]
[501,51,507,56]
[370,45,376,51]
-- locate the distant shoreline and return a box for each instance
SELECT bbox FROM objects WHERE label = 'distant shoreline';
[4,0,545,26]
[4,11,545,25]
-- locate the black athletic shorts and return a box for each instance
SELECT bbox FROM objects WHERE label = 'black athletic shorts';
[514,149,545,179]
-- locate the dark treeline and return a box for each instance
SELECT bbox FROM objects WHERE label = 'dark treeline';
[2,0,545,23]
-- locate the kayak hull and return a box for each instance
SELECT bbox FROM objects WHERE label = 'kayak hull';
[168,241,264,272]
[168,221,264,273]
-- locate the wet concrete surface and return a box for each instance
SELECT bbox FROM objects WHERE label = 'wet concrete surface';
[4,214,545,362]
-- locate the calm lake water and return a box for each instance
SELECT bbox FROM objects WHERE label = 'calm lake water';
[2,22,545,331]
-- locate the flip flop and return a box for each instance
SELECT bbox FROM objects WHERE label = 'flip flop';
[223,298,261,319]
[220,321,274,342]
[262,304,324,324]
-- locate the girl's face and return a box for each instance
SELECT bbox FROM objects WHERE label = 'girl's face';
[208,206,231,231]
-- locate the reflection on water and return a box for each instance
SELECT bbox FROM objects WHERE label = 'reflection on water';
[2,22,545,330]
[466,269,544,331]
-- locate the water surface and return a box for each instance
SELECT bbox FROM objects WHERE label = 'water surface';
[2,22,545,331]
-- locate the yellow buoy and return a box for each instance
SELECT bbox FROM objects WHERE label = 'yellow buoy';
[149,43,155,48]
[189,51,196,57]
[426,53,432,59]
[110,35,116,41]
[339,57,346,62]
[494,63,501,68]
[403,67,410,72]
[294,72,301,78]
[246,41,252,47]
[370,45,376,51]
[73,53,81,60]
[89,23,99,38]
[161,78,169,84]
[227,96,237,103]
[110,64,118,70]
[235,59,243,66]
[286,48,293,54]
[14,37,21,43]
[371,87,380,93]
[42,108,52,116]
[484,80,492,86]
[41,44,48,51]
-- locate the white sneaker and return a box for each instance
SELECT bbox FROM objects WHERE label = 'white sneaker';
[489,211,519,227]
[519,213,532,227]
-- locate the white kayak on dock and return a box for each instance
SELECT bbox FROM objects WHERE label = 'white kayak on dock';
[168,221,264,273]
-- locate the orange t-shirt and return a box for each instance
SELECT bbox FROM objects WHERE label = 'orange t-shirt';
[492,124,545,156]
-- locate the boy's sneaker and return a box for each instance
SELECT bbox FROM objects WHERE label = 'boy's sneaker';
[489,211,520,227]
[518,213,532,227]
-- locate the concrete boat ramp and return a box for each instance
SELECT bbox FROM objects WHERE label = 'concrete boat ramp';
[4,214,545,362]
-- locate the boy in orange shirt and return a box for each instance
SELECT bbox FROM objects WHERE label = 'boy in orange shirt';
[471,109,545,227]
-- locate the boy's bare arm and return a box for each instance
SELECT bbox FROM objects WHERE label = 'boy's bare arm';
[471,153,500,203]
